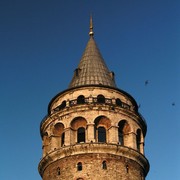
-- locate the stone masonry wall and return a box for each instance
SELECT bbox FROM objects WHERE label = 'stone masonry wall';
[43,153,145,180]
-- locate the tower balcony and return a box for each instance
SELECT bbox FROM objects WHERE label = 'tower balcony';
[41,95,147,133]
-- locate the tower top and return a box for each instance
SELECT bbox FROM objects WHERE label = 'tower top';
[89,15,94,36]
[68,16,116,88]
[39,17,149,180]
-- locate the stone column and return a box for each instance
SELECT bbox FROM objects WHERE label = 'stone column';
[108,126,118,144]
[87,123,95,142]
[64,127,71,146]
[50,135,59,151]
[124,132,136,149]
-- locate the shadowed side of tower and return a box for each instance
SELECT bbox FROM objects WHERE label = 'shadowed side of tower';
[38,16,149,180]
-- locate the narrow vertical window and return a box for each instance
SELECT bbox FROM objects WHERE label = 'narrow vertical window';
[116,98,122,107]
[102,161,107,170]
[57,167,60,175]
[98,127,106,142]
[61,132,65,147]
[118,129,123,145]
[77,162,82,171]
[77,127,85,143]
[126,165,129,173]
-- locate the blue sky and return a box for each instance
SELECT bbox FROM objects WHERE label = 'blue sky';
[0,0,179,179]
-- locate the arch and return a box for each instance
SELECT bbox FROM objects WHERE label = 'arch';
[77,162,82,171]
[116,98,122,107]
[118,120,130,145]
[77,95,85,104]
[53,123,65,136]
[97,94,105,103]
[71,117,87,130]
[77,127,85,143]
[136,129,141,151]
[94,116,111,143]
[94,116,111,129]
[70,117,87,144]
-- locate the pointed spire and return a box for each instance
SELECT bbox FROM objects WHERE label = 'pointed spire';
[89,15,94,36]
[68,17,116,89]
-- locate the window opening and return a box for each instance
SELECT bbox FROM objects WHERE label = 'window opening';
[126,165,129,173]
[118,120,129,146]
[77,162,82,171]
[59,101,66,110]
[118,129,123,145]
[102,161,107,170]
[97,95,105,103]
[98,127,106,142]
[116,98,122,107]
[77,95,85,104]
[57,167,60,175]
[61,132,65,147]
[77,127,85,143]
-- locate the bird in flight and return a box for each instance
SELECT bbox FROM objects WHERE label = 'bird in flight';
[145,80,149,86]
[172,102,175,106]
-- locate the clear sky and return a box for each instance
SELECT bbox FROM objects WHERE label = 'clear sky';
[0,0,179,179]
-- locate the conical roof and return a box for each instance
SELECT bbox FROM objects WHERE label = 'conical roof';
[69,17,117,89]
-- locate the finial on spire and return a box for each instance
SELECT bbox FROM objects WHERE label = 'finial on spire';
[89,15,94,36]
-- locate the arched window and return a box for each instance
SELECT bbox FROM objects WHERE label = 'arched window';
[59,101,66,110]
[77,162,82,171]
[136,129,141,151]
[57,167,60,175]
[53,123,64,136]
[77,127,85,143]
[116,98,122,107]
[61,132,65,147]
[98,127,106,142]
[102,161,107,170]
[71,117,87,145]
[77,95,85,104]
[118,120,130,146]
[97,95,105,104]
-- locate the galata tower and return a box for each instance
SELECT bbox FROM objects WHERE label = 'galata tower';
[38,16,150,180]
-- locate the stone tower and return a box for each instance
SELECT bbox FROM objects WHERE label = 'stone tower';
[38,17,150,180]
